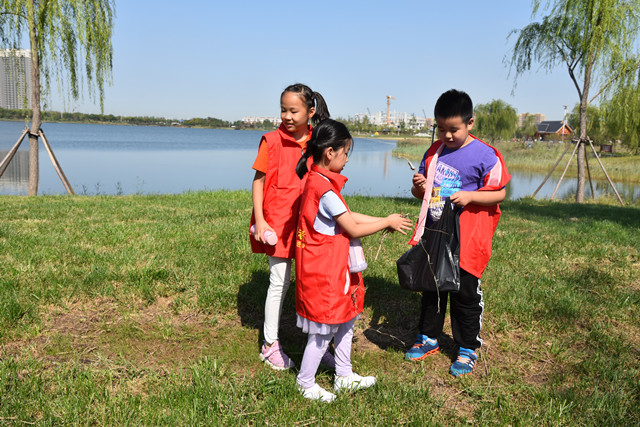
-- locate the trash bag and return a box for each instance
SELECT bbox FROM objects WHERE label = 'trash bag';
[397,198,461,293]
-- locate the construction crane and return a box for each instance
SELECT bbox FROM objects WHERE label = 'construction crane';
[386,95,396,126]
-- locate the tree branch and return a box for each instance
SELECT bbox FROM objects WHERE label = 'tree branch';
[0,11,28,20]
[588,61,640,105]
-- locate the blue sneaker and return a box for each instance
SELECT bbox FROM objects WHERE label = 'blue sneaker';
[450,347,477,377]
[404,334,439,361]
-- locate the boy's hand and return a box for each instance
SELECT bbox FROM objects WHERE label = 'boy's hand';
[386,214,413,235]
[450,191,474,207]
[412,173,426,188]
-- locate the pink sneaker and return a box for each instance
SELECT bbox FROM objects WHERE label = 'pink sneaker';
[259,341,295,371]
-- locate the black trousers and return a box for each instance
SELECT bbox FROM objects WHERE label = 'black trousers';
[418,268,484,350]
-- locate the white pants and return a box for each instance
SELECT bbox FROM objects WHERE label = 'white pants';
[264,256,292,344]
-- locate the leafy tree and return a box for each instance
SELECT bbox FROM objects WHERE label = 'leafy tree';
[517,113,538,140]
[568,103,607,143]
[508,0,640,202]
[0,0,115,195]
[601,81,640,152]
[473,99,518,143]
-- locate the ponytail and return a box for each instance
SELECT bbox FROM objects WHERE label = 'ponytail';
[281,83,331,125]
[296,150,312,179]
[296,119,352,179]
[311,92,330,124]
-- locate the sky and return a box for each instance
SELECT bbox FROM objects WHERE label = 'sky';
[44,0,580,122]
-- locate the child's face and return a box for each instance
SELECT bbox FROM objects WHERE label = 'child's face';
[325,140,351,173]
[436,116,474,150]
[281,92,315,135]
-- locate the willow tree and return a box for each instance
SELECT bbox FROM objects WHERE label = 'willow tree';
[508,0,640,203]
[0,0,114,195]
[474,99,518,144]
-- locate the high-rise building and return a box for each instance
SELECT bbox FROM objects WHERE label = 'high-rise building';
[0,49,32,110]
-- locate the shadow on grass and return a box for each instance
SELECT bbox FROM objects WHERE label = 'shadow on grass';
[237,268,462,363]
[236,269,306,364]
[361,274,458,360]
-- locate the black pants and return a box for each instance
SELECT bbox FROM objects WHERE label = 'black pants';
[418,268,483,350]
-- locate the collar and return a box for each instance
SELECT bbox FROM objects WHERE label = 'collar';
[276,123,313,146]
[311,164,348,192]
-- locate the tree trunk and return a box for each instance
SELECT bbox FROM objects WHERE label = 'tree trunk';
[577,54,596,203]
[27,0,41,196]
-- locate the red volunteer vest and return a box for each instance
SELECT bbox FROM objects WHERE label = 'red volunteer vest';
[410,137,510,278]
[250,124,312,258]
[295,165,364,324]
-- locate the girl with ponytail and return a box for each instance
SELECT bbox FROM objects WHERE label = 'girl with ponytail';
[294,119,412,402]
[249,83,331,371]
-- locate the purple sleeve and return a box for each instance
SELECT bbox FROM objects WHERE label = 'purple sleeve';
[417,150,428,176]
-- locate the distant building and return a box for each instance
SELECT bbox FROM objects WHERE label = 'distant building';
[0,49,31,110]
[354,111,431,129]
[518,112,546,127]
[242,116,282,126]
[535,120,573,140]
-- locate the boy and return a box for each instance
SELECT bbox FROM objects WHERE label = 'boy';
[405,89,510,376]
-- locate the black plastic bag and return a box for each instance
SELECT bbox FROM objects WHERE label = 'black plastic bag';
[397,198,461,293]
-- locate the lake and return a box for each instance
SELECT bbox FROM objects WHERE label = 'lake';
[1,121,638,201]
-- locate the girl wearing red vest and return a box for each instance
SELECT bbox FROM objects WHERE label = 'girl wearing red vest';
[294,119,412,402]
[250,84,330,371]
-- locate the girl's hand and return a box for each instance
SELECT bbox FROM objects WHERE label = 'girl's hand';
[253,220,274,244]
[386,214,413,235]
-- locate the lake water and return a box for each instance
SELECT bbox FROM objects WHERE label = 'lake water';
[1,121,638,201]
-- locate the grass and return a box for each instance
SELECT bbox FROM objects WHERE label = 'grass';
[393,138,640,184]
[1,191,639,425]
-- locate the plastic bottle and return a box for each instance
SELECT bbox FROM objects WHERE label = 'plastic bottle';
[250,225,278,246]
[348,238,368,272]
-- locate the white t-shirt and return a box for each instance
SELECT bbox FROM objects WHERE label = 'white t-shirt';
[314,190,347,235]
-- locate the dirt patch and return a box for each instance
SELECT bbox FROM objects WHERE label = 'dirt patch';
[1,295,560,419]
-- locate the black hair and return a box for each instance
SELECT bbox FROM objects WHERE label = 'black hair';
[296,119,353,179]
[434,89,473,123]
[281,83,331,125]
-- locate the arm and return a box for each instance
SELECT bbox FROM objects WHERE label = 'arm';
[449,188,506,207]
[411,173,427,199]
[251,170,273,243]
[335,211,413,239]
[350,212,382,224]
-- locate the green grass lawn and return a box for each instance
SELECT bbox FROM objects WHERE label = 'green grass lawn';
[1,192,639,425]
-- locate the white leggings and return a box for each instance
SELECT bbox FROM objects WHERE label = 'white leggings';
[264,256,291,344]
[296,318,355,389]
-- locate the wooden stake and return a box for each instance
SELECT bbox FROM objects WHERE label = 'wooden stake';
[532,141,571,198]
[0,128,29,179]
[584,143,595,199]
[39,130,75,195]
[587,139,624,206]
[551,140,580,200]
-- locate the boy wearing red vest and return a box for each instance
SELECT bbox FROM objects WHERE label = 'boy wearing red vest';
[405,89,510,377]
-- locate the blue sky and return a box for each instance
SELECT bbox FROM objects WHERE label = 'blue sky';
[47,0,578,121]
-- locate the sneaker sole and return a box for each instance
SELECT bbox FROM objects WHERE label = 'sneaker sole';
[259,353,293,371]
[450,367,475,377]
[406,347,439,361]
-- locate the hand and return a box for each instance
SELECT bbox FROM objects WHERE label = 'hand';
[449,191,474,207]
[412,173,426,188]
[386,214,413,235]
[253,221,274,244]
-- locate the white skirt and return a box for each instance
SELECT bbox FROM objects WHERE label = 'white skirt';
[296,313,360,335]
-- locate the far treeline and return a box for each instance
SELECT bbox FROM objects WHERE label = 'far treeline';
[0,107,274,131]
